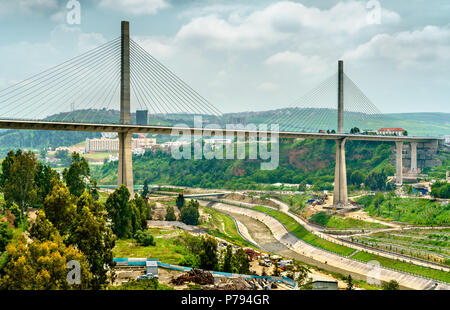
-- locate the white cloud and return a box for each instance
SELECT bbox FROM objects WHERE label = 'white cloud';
[133,36,174,59]
[50,24,107,52]
[174,1,400,50]
[265,51,328,74]
[344,25,450,67]
[98,0,169,15]
[258,82,280,92]
[0,0,58,15]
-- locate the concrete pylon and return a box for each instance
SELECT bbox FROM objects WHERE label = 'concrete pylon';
[333,60,348,206]
[118,21,133,194]
[333,138,348,205]
[410,142,417,173]
[395,141,403,185]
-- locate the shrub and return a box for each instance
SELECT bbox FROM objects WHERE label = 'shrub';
[133,230,155,246]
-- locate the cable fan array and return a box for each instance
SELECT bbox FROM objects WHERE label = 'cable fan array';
[266,73,386,133]
[0,37,222,125]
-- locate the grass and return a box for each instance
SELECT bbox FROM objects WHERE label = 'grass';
[310,212,388,229]
[252,205,272,213]
[113,229,187,265]
[200,207,253,248]
[259,209,356,256]
[352,251,450,283]
[356,195,450,226]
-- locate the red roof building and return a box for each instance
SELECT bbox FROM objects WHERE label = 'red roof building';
[377,128,406,136]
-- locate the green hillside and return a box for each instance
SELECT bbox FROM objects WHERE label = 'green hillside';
[93,139,396,189]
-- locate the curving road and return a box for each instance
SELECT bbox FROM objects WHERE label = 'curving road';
[200,200,450,290]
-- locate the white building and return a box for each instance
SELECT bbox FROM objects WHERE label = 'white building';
[377,128,406,136]
[85,134,156,153]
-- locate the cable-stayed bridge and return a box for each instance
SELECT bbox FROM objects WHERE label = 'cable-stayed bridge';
[0,21,442,206]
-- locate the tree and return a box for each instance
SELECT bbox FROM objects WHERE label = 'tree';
[131,194,148,232]
[382,280,400,290]
[180,200,200,225]
[199,236,218,271]
[63,152,90,197]
[67,191,116,289]
[345,275,354,290]
[165,206,176,221]
[1,150,38,213]
[34,163,60,205]
[176,193,185,210]
[0,222,13,252]
[350,170,366,188]
[220,245,233,273]
[43,183,76,236]
[133,230,155,246]
[232,248,250,274]
[366,170,387,191]
[350,127,360,134]
[141,179,149,199]
[0,235,93,290]
[29,210,59,242]
[105,185,133,238]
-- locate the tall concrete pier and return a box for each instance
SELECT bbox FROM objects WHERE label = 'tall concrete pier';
[118,21,133,193]
[395,141,403,185]
[333,60,348,205]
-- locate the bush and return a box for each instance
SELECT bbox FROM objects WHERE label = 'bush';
[133,230,155,246]
[0,222,14,252]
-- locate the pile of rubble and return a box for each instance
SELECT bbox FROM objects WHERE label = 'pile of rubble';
[204,277,278,290]
[171,269,214,286]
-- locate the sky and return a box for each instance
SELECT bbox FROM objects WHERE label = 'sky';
[0,0,449,114]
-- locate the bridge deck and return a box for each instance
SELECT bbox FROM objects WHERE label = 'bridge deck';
[0,119,441,142]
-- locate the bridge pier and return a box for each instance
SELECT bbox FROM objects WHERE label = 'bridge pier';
[333,138,348,205]
[118,20,133,194]
[395,141,403,185]
[410,142,417,173]
[118,131,133,192]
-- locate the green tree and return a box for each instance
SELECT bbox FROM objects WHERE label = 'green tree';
[165,206,176,221]
[1,150,38,213]
[133,230,155,246]
[176,193,185,210]
[63,152,90,197]
[232,248,250,274]
[67,191,116,289]
[29,210,59,242]
[382,280,400,290]
[43,183,76,236]
[131,194,148,232]
[34,163,60,205]
[141,179,149,199]
[350,170,366,188]
[220,245,233,273]
[0,235,93,290]
[105,185,133,238]
[199,236,218,271]
[0,222,13,252]
[180,201,200,226]
[345,275,354,290]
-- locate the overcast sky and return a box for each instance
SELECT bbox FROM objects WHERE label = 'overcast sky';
[0,0,449,114]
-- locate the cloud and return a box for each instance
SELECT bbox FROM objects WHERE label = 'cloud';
[265,51,328,74]
[174,1,400,50]
[343,25,450,68]
[258,82,280,92]
[50,24,107,52]
[0,0,58,15]
[133,36,174,59]
[97,0,169,15]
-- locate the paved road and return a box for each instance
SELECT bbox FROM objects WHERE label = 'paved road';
[201,201,450,290]
[267,197,450,273]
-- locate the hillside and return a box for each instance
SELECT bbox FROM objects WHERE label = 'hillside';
[93,139,396,189]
